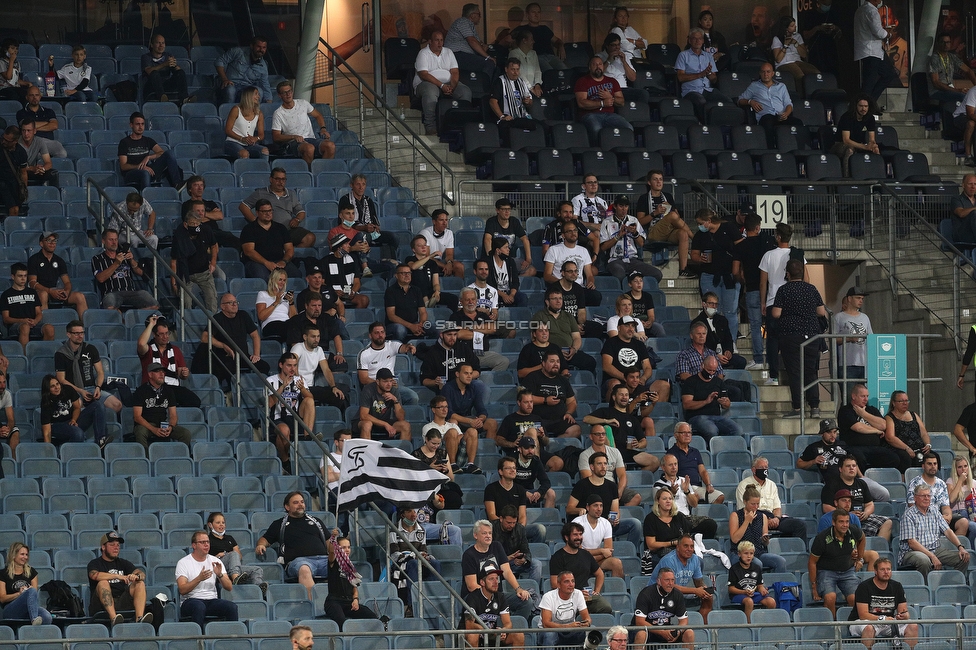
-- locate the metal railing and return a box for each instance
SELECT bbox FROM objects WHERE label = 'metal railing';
[312,38,457,213]
[17,619,976,650]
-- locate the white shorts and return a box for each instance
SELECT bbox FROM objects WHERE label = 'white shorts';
[849,623,910,638]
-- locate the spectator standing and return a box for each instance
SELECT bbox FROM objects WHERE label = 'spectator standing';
[175,531,238,630]
[413,31,472,136]
[732,212,775,370]
[270,81,335,164]
[215,36,272,104]
[171,201,218,313]
[141,34,189,103]
[691,208,744,339]
[950,175,976,249]
[833,287,872,380]
[853,0,900,105]
[771,259,825,418]
[117,112,184,191]
[524,3,565,71]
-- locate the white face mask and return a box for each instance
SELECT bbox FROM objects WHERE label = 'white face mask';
[705,307,717,317]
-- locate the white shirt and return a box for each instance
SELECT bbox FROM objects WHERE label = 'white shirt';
[572,514,613,551]
[578,446,626,475]
[413,45,459,90]
[571,192,608,225]
[611,26,645,56]
[56,63,92,90]
[954,86,976,118]
[468,282,499,311]
[735,476,782,512]
[418,226,456,258]
[853,2,888,61]
[319,453,340,491]
[271,99,315,139]
[422,420,461,439]
[600,215,646,262]
[538,589,587,626]
[357,340,402,380]
[758,247,804,307]
[600,50,635,89]
[290,342,327,386]
[544,243,590,285]
[492,259,511,293]
[175,553,225,600]
[266,374,302,420]
[256,290,291,329]
[771,34,805,68]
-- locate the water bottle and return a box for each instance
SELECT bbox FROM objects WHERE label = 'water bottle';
[45,56,56,97]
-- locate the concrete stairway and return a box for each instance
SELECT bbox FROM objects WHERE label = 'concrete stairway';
[881,88,966,183]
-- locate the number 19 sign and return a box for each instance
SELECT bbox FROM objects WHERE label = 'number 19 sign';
[756,195,789,229]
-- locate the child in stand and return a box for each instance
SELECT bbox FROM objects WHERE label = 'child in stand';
[727,540,777,622]
[58,45,95,102]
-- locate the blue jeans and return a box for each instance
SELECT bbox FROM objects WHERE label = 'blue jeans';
[421,522,462,546]
[817,567,860,598]
[542,630,586,648]
[613,517,643,551]
[3,587,52,623]
[688,415,743,443]
[386,321,433,343]
[403,555,442,606]
[580,112,634,145]
[79,398,107,442]
[67,89,96,102]
[123,149,183,190]
[745,290,763,363]
[700,273,740,341]
[180,598,238,630]
[50,421,84,445]
[286,555,330,579]
[511,557,543,583]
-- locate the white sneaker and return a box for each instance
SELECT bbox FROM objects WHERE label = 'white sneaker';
[764,377,779,386]
[745,361,764,370]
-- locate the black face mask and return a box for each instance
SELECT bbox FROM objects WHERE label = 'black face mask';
[754,468,768,481]
[497,252,508,261]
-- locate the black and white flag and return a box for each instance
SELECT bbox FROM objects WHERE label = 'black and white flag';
[337,439,448,512]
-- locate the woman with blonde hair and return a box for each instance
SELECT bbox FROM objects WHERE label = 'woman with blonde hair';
[224,85,268,159]
[0,542,51,624]
[729,484,786,572]
[946,455,976,547]
[255,268,296,342]
[607,293,647,340]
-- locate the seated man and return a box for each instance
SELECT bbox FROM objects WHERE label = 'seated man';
[463,561,525,650]
[440,364,491,468]
[117,112,184,191]
[192,293,271,388]
[520,351,581,439]
[270,81,335,164]
[321,233,370,310]
[848,558,919,649]
[735,456,807,539]
[91,229,159,311]
[357,367,410,440]
[240,199,303,280]
[898,484,970,577]
[599,195,662,282]
[461,521,534,621]
[1,262,54,349]
[108,192,158,250]
[413,30,472,136]
[141,34,190,103]
[675,28,734,120]
[690,292,747,369]
[87,532,151,626]
[19,119,58,186]
[737,62,803,146]
[132,363,193,451]
[649,534,713,623]
[572,494,624,578]
[452,286,514,370]
[256,492,331,601]
[338,175,399,266]
[486,456,545,542]
[484,199,536,277]
[56,319,124,423]
[667,422,725,504]
[418,209,465,278]
[542,201,600,260]
[549,522,613,615]
[385,264,431,343]
[358,322,418,405]
[634,170,694,277]
[16,85,61,141]
[176,530,238,630]
[822,455,893,541]
[290,322,348,410]
[573,55,631,145]
[539,571,591,647]
[215,36,273,104]
[511,436,556,508]
[240,170,316,250]
[488,58,538,144]
[630,573,694,648]
[680,356,743,442]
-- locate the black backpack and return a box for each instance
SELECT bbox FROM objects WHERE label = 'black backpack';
[41,580,85,618]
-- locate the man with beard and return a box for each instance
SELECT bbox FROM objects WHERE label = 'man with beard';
[256,492,332,601]
[517,324,566,380]
[511,436,555,508]
[584,385,660,472]
[848,559,918,648]
[451,287,512,371]
[284,293,346,372]
[461,521,533,620]
[87,531,151,627]
[462,562,525,650]
[548,522,612,615]
[548,261,602,337]
[630,570,694,648]
[567,452,643,549]
[601,315,652,390]
[532,288,596,373]
[520,351,581,439]
[574,55,631,144]
[543,223,598,299]
[358,321,418,405]
[542,200,600,259]
[418,322,484,398]
[136,314,199,408]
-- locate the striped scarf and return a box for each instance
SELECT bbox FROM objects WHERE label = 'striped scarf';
[499,75,531,119]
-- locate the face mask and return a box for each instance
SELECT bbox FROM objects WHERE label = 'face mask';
[698,224,708,232]
[210,530,223,538]
[342,219,356,228]
[403,517,416,527]
[497,252,508,261]
[701,370,713,379]
[754,468,768,481]
[705,307,717,317]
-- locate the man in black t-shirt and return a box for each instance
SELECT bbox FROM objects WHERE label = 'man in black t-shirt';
[548,521,613,614]
[117,111,183,191]
[385,264,430,342]
[633,170,694,277]
[256,491,331,601]
[461,521,533,620]
[405,233,458,311]
[462,563,524,649]
[240,198,301,281]
[28,231,88,316]
[484,456,545,542]
[521,351,580,438]
[182,175,240,250]
[131,362,193,451]
[192,293,271,387]
[87,531,151,625]
[798,418,890,498]
[631,569,693,648]
[601,316,652,390]
[837,384,903,471]
[418,324,482,392]
[832,98,880,176]
[822,456,892,540]
[583,384,659,471]
[0,125,27,216]
[566,452,643,549]
[516,324,565,380]
[847,558,918,646]
[0,262,53,347]
[732,211,775,370]
[680,356,742,442]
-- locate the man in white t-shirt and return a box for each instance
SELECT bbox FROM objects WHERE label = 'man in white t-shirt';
[758,222,805,386]
[413,30,473,135]
[539,570,591,648]
[357,322,418,405]
[289,321,347,409]
[418,209,465,278]
[175,530,238,630]
[270,81,335,164]
[468,259,500,318]
[572,494,624,578]
[571,174,609,226]
[543,222,596,286]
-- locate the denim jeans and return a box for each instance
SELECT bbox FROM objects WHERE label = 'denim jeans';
[50,421,85,445]
[122,149,183,191]
[613,517,643,550]
[403,555,442,606]
[580,112,634,145]
[180,598,238,630]
[78,397,107,442]
[744,290,763,363]
[688,415,744,443]
[700,273,740,341]
[420,522,462,546]
[3,587,52,623]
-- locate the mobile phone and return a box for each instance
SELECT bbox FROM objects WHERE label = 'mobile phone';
[118,242,131,255]
[719,390,729,399]
[608,511,618,522]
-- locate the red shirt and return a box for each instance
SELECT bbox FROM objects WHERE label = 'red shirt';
[574,74,621,115]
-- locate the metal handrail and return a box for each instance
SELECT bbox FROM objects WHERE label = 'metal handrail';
[315,37,457,210]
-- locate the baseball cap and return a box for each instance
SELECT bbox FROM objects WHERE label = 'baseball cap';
[39,231,58,241]
[627,270,643,282]
[845,286,869,297]
[306,262,323,276]
[477,561,503,581]
[739,200,757,216]
[440,321,461,333]
[619,315,638,326]
[376,368,394,380]
[613,194,630,206]
[517,436,536,448]
[329,233,350,250]
[585,494,604,506]
[147,362,166,372]
[833,489,853,501]
[819,418,839,435]
[101,531,125,545]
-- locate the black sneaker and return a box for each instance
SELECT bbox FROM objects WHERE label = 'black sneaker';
[463,463,483,475]
[176,179,188,193]
[259,582,269,599]
[112,613,124,627]
[97,435,114,450]
[138,613,153,625]
[678,269,698,278]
